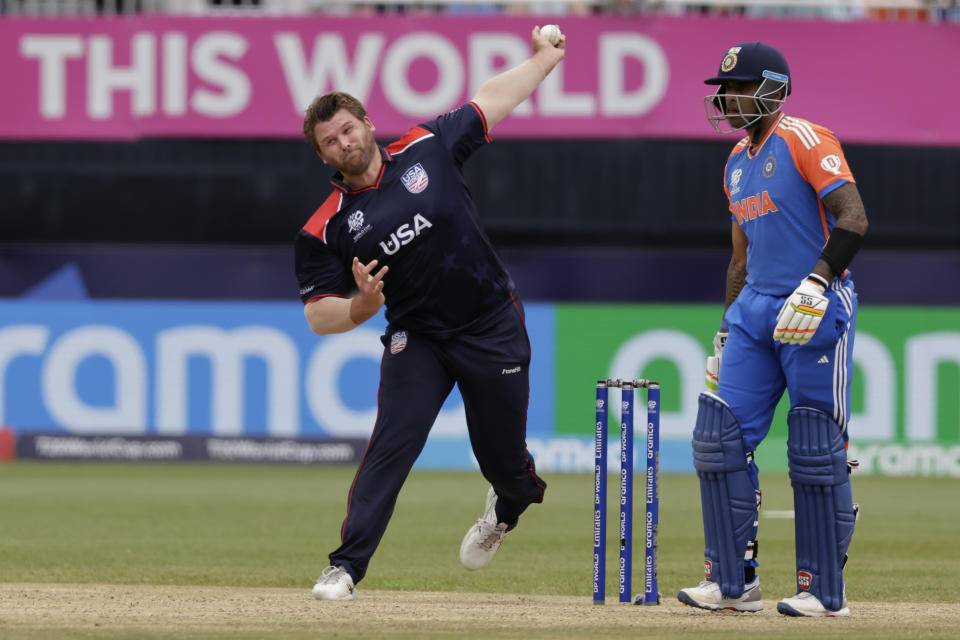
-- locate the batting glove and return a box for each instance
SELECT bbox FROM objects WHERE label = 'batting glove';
[773,274,830,345]
[705,330,728,391]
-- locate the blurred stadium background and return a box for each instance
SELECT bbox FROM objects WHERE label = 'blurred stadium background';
[1,0,958,477]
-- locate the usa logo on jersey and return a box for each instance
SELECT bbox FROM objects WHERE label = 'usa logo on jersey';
[400,163,429,194]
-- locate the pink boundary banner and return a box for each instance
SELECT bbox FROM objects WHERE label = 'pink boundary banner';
[0,15,956,145]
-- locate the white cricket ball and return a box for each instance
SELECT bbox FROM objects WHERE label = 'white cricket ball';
[540,24,562,46]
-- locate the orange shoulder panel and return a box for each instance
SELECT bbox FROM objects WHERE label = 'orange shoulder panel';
[722,162,733,203]
[777,116,855,194]
[729,137,749,158]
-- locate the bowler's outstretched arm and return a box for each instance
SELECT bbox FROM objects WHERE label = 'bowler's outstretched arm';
[471,26,566,130]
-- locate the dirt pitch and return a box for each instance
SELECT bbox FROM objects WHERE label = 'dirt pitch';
[2,583,959,639]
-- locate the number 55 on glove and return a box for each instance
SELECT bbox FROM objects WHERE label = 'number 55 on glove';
[773,274,830,345]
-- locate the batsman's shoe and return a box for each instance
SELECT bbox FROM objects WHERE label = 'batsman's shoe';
[677,578,763,612]
[777,591,850,617]
[459,486,509,571]
[312,565,357,601]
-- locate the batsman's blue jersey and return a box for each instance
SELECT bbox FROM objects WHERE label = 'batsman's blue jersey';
[723,112,855,295]
[295,103,516,337]
[718,112,860,442]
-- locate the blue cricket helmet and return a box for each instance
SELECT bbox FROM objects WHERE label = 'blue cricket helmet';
[704,42,792,96]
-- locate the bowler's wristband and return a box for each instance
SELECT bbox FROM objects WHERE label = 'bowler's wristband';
[820,227,864,278]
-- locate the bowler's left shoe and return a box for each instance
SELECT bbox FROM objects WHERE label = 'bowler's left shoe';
[459,486,509,571]
[777,591,850,617]
[312,565,357,601]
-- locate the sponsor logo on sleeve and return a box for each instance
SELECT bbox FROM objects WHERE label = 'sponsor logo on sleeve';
[820,154,843,175]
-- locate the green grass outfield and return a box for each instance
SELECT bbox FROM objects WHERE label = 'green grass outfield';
[0,462,957,638]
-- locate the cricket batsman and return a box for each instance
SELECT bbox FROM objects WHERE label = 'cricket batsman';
[677,42,869,617]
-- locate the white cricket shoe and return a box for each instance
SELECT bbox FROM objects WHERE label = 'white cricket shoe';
[677,578,763,612]
[459,486,508,571]
[312,565,357,601]
[777,591,850,617]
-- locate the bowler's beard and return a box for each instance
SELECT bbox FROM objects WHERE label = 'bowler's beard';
[337,130,378,176]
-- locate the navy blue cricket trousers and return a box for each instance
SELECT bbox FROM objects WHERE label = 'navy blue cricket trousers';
[328,298,547,583]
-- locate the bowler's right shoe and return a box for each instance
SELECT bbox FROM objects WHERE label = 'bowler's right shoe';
[312,565,357,601]
[459,486,509,571]
[677,578,763,612]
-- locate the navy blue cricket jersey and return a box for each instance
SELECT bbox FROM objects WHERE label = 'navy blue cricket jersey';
[295,103,518,337]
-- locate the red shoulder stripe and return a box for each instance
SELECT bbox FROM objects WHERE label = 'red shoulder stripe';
[386,126,433,154]
[302,191,342,242]
[468,102,492,143]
